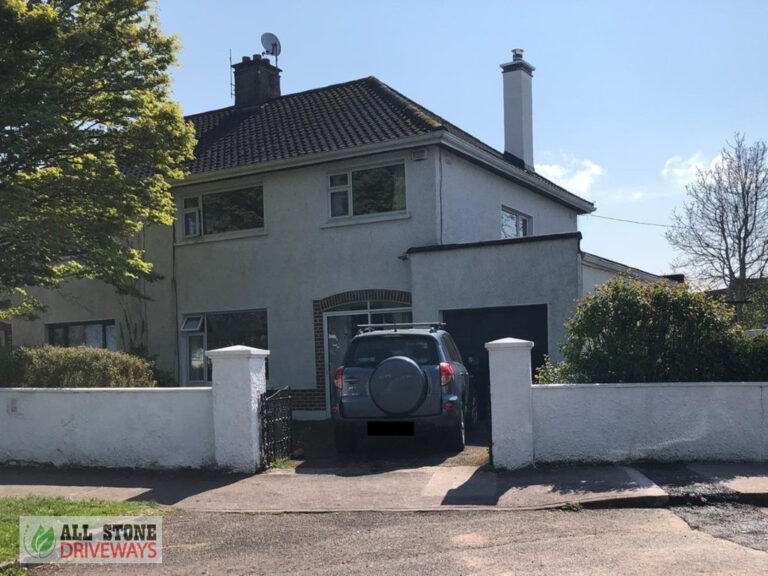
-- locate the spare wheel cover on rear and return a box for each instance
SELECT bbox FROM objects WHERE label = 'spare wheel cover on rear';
[369,356,429,416]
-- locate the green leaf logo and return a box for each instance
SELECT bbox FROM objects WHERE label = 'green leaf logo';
[24,524,56,560]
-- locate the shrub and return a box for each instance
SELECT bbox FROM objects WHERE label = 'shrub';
[1,346,156,388]
[735,334,768,381]
[542,277,742,383]
[0,348,22,386]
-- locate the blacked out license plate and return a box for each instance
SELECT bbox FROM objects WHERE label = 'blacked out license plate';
[367,421,415,436]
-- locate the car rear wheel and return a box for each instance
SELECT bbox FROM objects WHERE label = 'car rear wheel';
[445,411,466,452]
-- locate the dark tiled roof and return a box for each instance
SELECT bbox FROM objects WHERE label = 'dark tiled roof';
[187,76,464,172]
[185,76,590,209]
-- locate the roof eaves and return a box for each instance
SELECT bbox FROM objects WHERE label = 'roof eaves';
[172,131,445,187]
[581,252,663,281]
[439,132,596,214]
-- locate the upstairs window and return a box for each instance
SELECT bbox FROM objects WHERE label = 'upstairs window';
[329,164,406,218]
[501,206,532,239]
[182,186,264,239]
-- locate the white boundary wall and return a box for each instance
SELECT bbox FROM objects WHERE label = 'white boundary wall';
[0,345,268,472]
[487,338,768,469]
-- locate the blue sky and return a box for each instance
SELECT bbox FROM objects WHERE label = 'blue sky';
[156,0,768,275]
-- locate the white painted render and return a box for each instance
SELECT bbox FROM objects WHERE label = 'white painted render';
[207,345,268,473]
[533,382,768,463]
[486,338,535,469]
[0,346,269,471]
[501,62,534,169]
[9,143,595,401]
[0,388,214,469]
[438,150,577,245]
[487,342,768,469]
[172,149,438,390]
[409,234,582,363]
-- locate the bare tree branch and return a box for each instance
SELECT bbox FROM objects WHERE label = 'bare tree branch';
[666,134,768,321]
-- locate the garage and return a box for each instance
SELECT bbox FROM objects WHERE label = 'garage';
[443,304,548,423]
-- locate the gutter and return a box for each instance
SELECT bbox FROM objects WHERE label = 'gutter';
[407,232,582,255]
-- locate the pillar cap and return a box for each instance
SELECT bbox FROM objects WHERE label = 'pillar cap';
[485,338,534,351]
[206,345,270,359]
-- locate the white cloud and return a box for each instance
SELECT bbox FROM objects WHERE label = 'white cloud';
[661,152,721,187]
[536,156,604,195]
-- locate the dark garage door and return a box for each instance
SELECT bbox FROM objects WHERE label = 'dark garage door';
[443,305,548,422]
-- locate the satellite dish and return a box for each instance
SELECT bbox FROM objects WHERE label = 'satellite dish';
[261,33,281,57]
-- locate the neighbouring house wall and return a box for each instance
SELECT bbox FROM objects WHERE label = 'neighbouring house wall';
[487,339,768,469]
[580,253,666,297]
[10,279,134,350]
[0,323,11,348]
[142,224,177,375]
[438,149,578,244]
[0,389,214,468]
[172,149,439,395]
[409,234,582,363]
[581,263,617,295]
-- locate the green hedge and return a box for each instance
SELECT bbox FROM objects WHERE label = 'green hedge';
[0,346,156,388]
[536,277,767,384]
[736,334,768,381]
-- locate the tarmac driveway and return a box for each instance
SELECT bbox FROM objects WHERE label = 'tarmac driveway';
[289,419,491,472]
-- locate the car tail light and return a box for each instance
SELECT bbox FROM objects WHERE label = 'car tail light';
[334,366,344,389]
[439,362,454,386]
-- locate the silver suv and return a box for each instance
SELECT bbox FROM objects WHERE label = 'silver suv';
[330,324,476,453]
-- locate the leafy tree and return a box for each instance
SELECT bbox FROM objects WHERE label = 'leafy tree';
[0,0,196,319]
[666,134,768,322]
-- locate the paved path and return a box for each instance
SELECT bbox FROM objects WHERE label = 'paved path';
[0,463,664,511]
[4,461,768,512]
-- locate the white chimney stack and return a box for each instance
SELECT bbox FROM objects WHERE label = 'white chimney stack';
[501,48,535,171]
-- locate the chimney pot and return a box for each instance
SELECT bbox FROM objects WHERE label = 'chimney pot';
[253,54,261,61]
[242,56,250,63]
[512,48,524,62]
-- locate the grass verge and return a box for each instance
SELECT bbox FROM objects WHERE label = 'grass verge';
[0,497,164,574]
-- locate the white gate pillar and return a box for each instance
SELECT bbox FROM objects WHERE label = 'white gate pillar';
[206,345,269,473]
[485,338,534,470]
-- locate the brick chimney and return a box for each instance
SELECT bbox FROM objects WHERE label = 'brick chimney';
[231,54,281,107]
[500,49,535,170]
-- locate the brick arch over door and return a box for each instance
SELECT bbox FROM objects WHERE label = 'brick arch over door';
[291,289,412,413]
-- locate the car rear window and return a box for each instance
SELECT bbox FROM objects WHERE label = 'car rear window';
[344,335,440,367]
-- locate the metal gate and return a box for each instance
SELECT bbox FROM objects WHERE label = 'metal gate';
[260,387,292,467]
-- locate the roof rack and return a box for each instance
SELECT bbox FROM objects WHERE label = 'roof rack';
[356,322,446,334]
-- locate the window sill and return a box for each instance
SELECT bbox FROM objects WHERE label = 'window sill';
[320,211,410,229]
[175,228,267,247]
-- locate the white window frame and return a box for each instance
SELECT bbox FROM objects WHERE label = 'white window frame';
[182,197,201,238]
[328,162,406,219]
[181,185,264,240]
[501,206,532,239]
